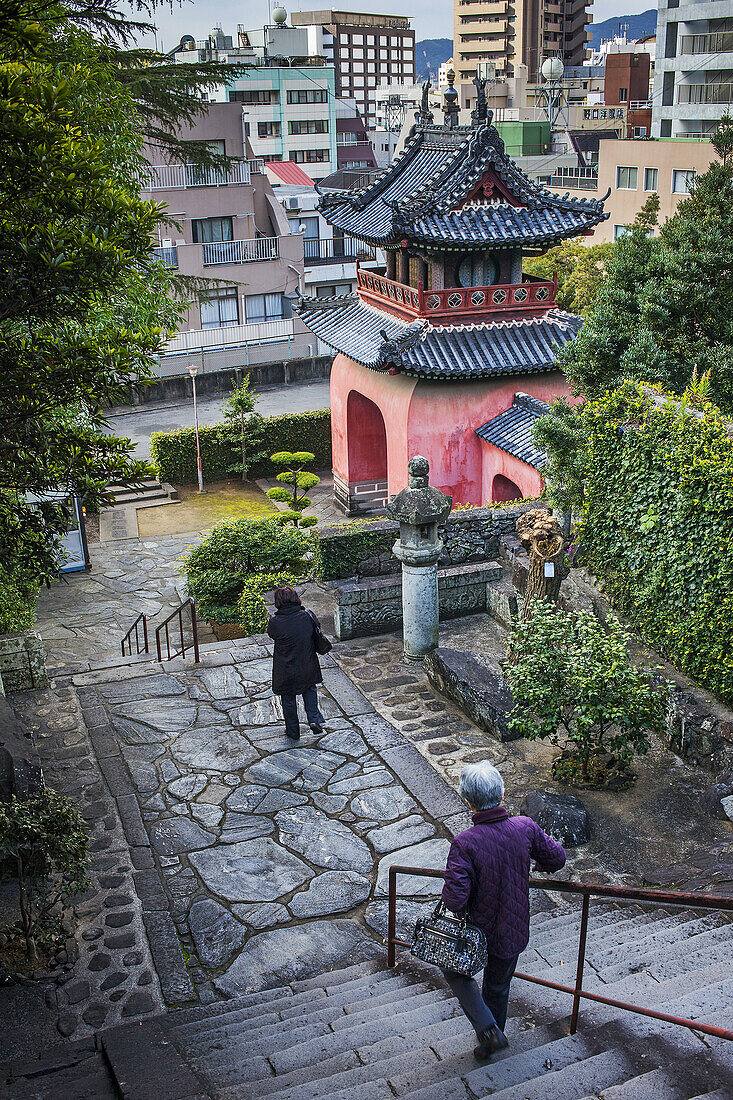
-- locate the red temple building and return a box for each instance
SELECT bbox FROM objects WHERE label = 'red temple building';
[296,79,609,513]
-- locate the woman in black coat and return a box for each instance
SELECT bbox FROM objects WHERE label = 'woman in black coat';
[267,586,326,740]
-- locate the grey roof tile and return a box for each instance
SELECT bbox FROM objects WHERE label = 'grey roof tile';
[475,393,551,469]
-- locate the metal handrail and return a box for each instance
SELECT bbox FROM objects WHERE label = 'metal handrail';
[154,598,200,664]
[121,613,148,657]
[386,864,733,1042]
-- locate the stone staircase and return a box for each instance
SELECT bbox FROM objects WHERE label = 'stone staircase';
[107,477,179,507]
[3,900,732,1098]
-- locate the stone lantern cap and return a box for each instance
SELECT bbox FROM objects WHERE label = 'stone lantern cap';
[387,456,453,526]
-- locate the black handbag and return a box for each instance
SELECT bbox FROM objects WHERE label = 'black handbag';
[307,609,333,655]
[411,901,488,977]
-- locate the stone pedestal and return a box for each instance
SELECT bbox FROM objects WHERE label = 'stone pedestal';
[387,456,452,662]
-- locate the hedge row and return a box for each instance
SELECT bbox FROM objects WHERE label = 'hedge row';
[312,519,396,580]
[150,409,332,485]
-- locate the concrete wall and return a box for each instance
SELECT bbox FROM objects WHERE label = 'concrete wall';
[122,355,332,406]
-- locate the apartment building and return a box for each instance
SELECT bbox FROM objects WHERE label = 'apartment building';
[142,101,312,367]
[453,0,591,85]
[290,10,415,131]
[174,26,338,178]
[653,0,733,138]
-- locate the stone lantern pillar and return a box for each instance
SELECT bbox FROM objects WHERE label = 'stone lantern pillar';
[387,456,452,662]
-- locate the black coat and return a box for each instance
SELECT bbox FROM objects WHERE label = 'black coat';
[267,604,323,696]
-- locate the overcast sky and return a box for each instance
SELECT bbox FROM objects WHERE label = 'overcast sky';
[141,1,657,53]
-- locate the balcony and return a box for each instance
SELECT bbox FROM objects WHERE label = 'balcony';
[163,318,294,353]
[152,246,178,268]
[680,31,733,56]
[356,269,557,324]
[678,82,733,105]
[201,236,279,266]
[304,237,376,265]
[548,167,598,191]
[143,160,256,190]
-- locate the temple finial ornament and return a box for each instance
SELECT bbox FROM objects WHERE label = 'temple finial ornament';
[443,69,459,130]
[471,76,493,126]
[416,79,434,126]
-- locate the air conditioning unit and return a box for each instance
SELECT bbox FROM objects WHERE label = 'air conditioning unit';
[162,238,173,248]
[285,196,301,210]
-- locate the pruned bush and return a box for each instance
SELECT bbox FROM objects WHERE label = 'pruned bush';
[183,517,309,622]
[237,571,297,635]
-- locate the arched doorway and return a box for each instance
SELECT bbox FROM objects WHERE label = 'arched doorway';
[345,390,388,511]
[492,473,523,503]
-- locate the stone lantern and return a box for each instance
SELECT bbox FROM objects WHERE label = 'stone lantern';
[387,456,452,661]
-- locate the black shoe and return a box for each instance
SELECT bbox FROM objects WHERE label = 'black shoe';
[285,729,300,740]
[309,724,324,735]
[473,1026,508,1062]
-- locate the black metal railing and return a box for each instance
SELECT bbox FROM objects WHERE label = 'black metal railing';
[154,597,200,663]
[387,865,733,1042]
[121,613,148,657]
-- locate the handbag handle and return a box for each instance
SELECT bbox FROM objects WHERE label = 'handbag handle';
[433,900,468,928]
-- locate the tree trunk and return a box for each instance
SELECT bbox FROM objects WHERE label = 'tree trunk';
[240,412,247,481]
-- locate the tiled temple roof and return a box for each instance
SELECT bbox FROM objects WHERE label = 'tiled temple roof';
[317,121,608,247]
[295,294,581,380]
[475,393,550,468]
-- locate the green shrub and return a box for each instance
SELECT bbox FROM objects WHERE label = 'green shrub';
[506,601,665,789]
[0,786,89,960]
[150,409,331,485]
[183,517,309,622]
[312,519,397,580]
[0,565,38,635]
[237,571,297,635]
[538,381,733,703]
[266,451,320,527]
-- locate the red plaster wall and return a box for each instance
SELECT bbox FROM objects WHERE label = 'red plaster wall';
[330,354,570,506]
[346,390,388,481]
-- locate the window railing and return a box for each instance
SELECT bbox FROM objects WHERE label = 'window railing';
[163,318,294,353]
[152,246,178,268]
[357,268,557,322]
[680,31,733,56]
[143,160,255,190]
[678,82,733,105]
[201,236,279,266]
[387,865,733,1042]
[304,237,376,264]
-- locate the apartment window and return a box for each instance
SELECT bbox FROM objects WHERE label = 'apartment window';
[662,71,675,107]
[665,21,678,58]
[191,217,233,244]
[618,86,628,103]
[288,119,328,134]
[258,121,281,138]
[287,89,327,104]
[200,288,238,328]
[634,126,648,137]
[229,89,278,105]
[244,292,287,323]
[644,167,658,191]
[661,120,672,137]
[291,149,329,163]
[614,225,631,240]
[616,166,638,189]
[672,169,696,194]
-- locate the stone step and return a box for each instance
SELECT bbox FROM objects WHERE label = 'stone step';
[183,986,448,1062]
[531,910,698,959]
[3,1053,118,1100]
[688,1092,732,1100]
[464,1032,600,1097]
[596,921,733,985]
[527,906,654,946]
[591,1067,690,1099]
[172,973,423,1043]
[481,1049,639,1100]
[248,1043,443,1100]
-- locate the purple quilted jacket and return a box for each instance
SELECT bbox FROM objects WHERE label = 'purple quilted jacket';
[442,806,566,958]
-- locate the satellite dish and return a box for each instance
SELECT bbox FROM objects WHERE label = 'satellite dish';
[541,57,564,82]
[272,6,288,25]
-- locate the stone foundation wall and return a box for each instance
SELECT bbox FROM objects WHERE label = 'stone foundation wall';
[0,632,48,694]
[334,561,502,640]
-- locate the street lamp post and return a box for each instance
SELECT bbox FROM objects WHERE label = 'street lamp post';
[188,363,204,493]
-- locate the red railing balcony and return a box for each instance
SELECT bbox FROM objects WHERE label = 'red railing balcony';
[356,268,558,324]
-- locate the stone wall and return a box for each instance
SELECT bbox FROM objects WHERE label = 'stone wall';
[0,632,48,694]
[334,561,502,640]
[317,501,543,581]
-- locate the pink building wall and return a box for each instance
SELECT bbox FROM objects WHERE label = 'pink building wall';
[331,353,570,508]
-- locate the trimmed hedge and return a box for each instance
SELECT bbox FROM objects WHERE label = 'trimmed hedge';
[150,409,331,485]
[312,519,396,581]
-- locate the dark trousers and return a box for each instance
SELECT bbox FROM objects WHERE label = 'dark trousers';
[281,686,324,738]
[443,953,519,1037]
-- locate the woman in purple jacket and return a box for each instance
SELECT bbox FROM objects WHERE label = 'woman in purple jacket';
[441,761,566,1062]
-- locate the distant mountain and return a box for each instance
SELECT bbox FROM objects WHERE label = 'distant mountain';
[416,14,657,82]
[587,10,657,50]
[415,39,452,81]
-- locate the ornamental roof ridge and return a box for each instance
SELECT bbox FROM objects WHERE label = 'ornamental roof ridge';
[429,308,580,335]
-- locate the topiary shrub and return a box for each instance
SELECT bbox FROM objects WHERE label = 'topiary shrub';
[237,571,297,635]
[266,451,320,527]
[183,517,309,622]
[505,600,665,790]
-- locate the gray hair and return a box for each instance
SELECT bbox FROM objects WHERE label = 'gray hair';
[459,761,504,811]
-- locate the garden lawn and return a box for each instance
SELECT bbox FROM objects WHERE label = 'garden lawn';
[136,480,274,537]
